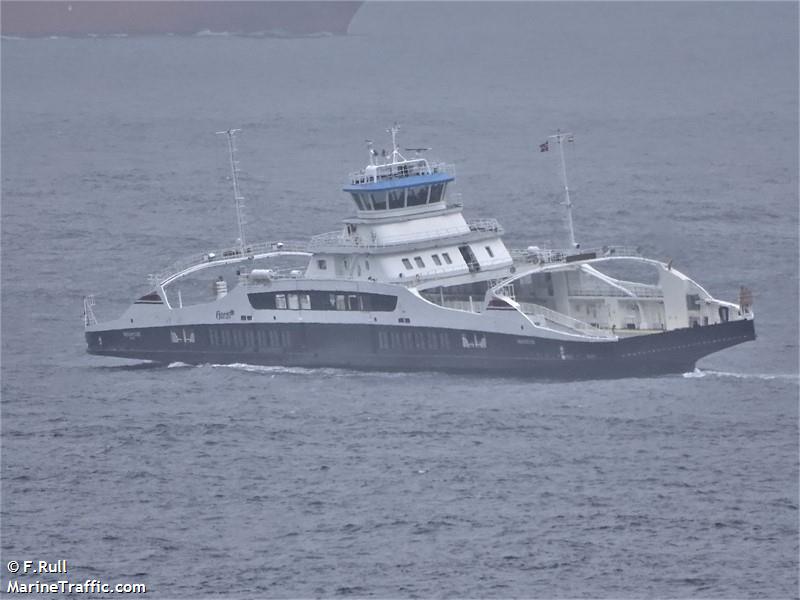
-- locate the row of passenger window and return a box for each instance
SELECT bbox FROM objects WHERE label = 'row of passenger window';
[208,327,292,349]
[377,329,452,352]
[402,251,453,271]
[350,183,446,211]
[248,291,397,312]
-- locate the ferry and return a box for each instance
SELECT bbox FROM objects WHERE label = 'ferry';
[83,127,756,378]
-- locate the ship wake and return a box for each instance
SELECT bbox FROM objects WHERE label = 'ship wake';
[683,368,798,382]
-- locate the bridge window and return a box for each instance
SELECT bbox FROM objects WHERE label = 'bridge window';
[275,294,287,309]
[350,192,367,210]
[406,186,429,207]
[414,256,425,268]
[429,183,445,203]
[317,259,327,270]
[388,189,405,209]
[402,258,413,270]
[431,254,442,266]
[485,246,495,258]
[371,192,388,210]
[442,252,453,264]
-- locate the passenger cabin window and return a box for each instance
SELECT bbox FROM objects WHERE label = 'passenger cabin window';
[348,295,362,311]
[485,246,495,258]
[442,252,453,264]
[402,258,413,270]
[431,254,442,266]
[414,256,425,268]
[248,291,397,312]
[317,259,327,270]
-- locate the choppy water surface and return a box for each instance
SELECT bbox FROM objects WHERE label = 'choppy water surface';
[2,3,798,597]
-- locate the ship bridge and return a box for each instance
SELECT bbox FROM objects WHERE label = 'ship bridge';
[344,126,454,215]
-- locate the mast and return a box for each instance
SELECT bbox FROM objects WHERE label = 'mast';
[547,130,578,249]
[387,122,405,163]
[216,128,247,252]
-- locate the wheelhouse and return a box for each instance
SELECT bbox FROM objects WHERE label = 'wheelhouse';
[344,161,453,213]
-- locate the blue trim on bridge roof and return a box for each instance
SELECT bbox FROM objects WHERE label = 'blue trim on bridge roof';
[343,172,454,193]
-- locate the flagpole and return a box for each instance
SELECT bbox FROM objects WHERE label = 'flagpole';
[547,131,578,249]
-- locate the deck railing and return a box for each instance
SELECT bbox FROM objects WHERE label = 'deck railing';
[349,161,454,185]
[518,301,616,338]
[148,240,309,286]
[510,245,642,265]
[83,295,97,327]
[567,282,663,298]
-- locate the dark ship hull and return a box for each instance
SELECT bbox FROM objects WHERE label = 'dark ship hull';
[86,317,755,379]
[1,1,362,37]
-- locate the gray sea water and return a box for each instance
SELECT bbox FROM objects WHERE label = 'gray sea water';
[2,2,798,597]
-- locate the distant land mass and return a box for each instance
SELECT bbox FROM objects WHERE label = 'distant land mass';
[0,1,363,37]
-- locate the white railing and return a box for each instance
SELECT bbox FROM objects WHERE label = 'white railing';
[518,301,616,338]
[567,281,663,298]
[510,245,642,265]
[425,296,615,338]
[426,297,483,313]
[349,161,454,185]
[83,295,97,327]
[309,218,503,250]
[148,240,309,286]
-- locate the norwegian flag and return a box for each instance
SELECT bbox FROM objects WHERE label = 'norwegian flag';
[539,141,549,152]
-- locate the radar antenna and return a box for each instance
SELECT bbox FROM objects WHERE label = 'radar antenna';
[216,128,247,253]
[404,147,431,156]
[546,130,578,249]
